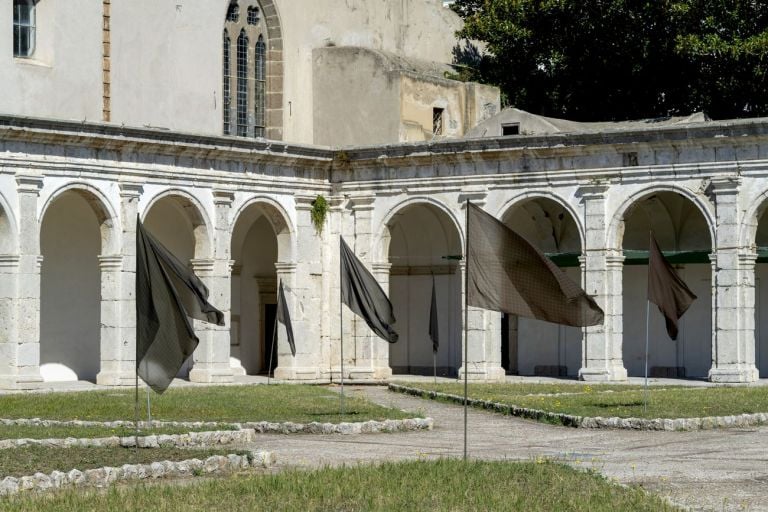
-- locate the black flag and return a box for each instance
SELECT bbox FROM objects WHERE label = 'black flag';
[467,202,603,327]
[429,275,439,353]
[340,237,398,343]
[136,216,224,394]
[648,233,697,340]
[275,280,296,357]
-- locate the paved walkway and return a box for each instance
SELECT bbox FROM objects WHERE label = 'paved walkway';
[247,386,768,512]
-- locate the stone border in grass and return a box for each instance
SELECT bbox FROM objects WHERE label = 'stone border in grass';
[0,417,434,435]
[389,383,768,431]
[0,449,275,496]
[0,429,255,450]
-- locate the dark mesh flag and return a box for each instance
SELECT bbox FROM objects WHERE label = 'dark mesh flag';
[340,237,398,343]
[648,233,697,340]
[275,280,296,357]
[467,202,603,327]
[136,217,224,394]
[429,275,439,353]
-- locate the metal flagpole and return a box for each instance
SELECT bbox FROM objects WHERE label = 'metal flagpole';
[340,238,345,417]
[268,285,279,386]
[644,300,650,415]
[134,359,139,453]
[463,199,470,461]
[433,273,437,385]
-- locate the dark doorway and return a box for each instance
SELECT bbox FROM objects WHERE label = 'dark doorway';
[263,303,277,375]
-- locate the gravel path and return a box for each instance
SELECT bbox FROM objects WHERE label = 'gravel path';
[246,385,768,512]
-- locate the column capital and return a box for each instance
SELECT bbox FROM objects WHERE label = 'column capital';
[295,194,319,211]
[371,262,392,273]
[274,261,297,273]
[212,189,235,207]
[15,174,43,195]
[576,182,610,201]
[0,255,20,269]
[119,182,143,198]
[605,254,625,268]
[458,186,487,208]
[98,255,123,271]
[190,258,216,274]
[349,195,376,211]
[707,176,741,196]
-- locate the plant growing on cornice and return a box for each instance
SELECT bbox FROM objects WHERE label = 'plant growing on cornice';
[310,195,329,235]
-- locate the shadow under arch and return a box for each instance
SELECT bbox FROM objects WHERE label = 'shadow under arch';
[617,189,713,379]
[382,199,463,377]
[0,190,18,254]
[142,189,213,260]
[39,185,117,382]
[498,193,585,378]
[229,197,295,376]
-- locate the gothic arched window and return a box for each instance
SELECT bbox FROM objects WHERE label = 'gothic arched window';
[13,0,36,58]
[223,1,269,138]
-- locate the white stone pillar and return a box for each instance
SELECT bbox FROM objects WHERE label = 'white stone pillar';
[458,260,506,382]
[709,177,758,382]
[9,174,45,388]
[278,194,324,382]
[0,255,21,388]
[97,183,141,386]
[578,184,627,382]
[370,262,394,380]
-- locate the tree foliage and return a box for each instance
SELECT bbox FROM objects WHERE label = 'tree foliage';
[451,0,768,120]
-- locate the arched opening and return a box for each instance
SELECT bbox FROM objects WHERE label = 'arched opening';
[501,197,583,377]
[753,202,768,376]
[230,201,289,376]
[386,203,462,377]
[621,192,712,378]
[0,201,14,254]
[143,194,210,378]
[40,190,105,381]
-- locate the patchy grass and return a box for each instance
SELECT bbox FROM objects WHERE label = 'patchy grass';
[0,459,677,511]
[0,385,408,424]
[0,446,242,478]
[395,382,768,420]
[0,424,236,441]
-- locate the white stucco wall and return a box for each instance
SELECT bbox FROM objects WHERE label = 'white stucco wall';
[0,1,102,122]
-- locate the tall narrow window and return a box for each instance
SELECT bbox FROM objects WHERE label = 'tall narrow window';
[236,30,249,137]
[223,30,232,135]
[13,0,36,58]
[254,36,266,138]
[224,1,270,139]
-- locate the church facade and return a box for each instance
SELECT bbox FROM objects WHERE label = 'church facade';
[1,0,767,388]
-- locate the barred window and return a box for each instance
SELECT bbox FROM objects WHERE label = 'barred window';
[254,35,266,138]
[223,30,231,135]
[236,30,249,137]
[223,1,269,138]
[13,0,36,58]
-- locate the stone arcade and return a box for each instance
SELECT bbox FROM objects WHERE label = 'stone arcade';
[2,0,768,388]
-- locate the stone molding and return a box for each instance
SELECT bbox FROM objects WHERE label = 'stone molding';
[15,174,43,195]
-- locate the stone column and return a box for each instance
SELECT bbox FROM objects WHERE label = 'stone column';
[370,262,394,379]
[709,177,758,382]
[458,260,506,382]
[279,194,325,382]
[0,255,21,388]
[189,190,235,384]
[578,184,627,382]
[97,182,141,385]
[8,174,45,388]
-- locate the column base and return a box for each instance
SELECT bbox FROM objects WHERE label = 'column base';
[709,366,759,383]
[579,365,628,382]
[96,371,136,387]
[189,366,234,384]
[324,365,392,383]
[458,365,506,382]
[0,373,44,390]
[274,366,327,382]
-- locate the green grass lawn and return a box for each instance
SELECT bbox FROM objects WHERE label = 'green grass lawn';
[0,459,676,511]
[395,382,768,420]
[0,424,237,441]
[0,385,409,424]
[0,446,242,478]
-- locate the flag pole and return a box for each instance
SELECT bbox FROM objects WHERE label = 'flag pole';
[135,220,140,452]
[268,284,278,386]
[644,299,650,415]
[463,199,469,461]
[145,357,151,429]
[339,238,345,417]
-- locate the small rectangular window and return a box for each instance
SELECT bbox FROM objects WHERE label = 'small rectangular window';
[502,123,520,136]
[13,0,36,58]
[433,108,444,136]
